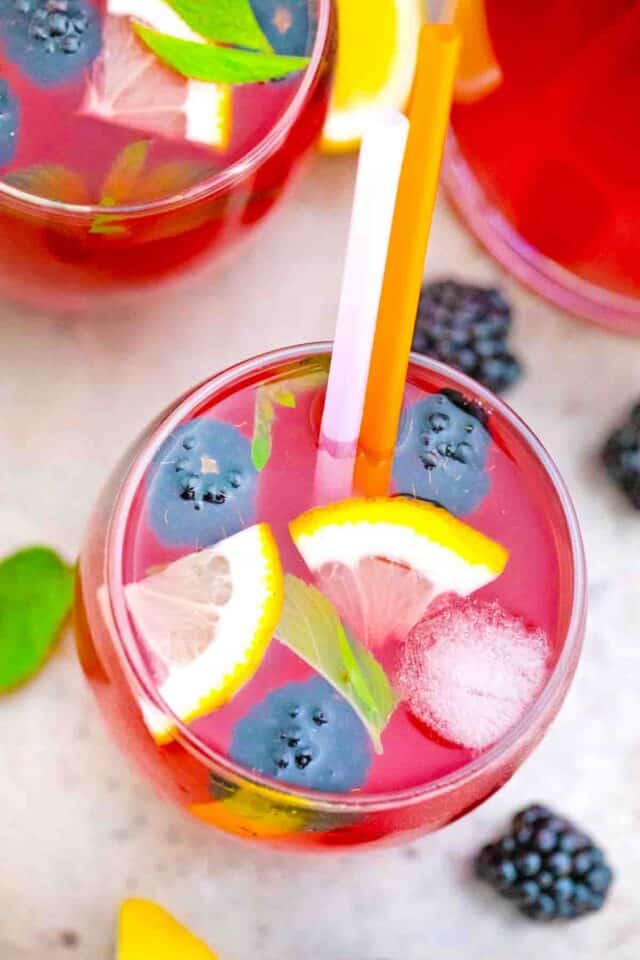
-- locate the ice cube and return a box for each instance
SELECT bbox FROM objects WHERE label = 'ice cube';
[398,597,550,751]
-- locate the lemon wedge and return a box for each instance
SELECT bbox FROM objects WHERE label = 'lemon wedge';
[290,497,507,648]
[83,3,231,150]
[124,523,283,725]
[321,0,423,153]
[118,899,217,959]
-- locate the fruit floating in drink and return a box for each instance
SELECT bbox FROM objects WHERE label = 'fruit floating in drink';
[447,0,640,333]
[75,344,586,849]
[0,0,336,309]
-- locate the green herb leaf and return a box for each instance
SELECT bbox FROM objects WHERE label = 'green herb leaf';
[161,0,272,53]
[89,213,128,236]
[100,139,151,204]
[270,387,296,408]
[277,576,397,752]
[251,388,275,471]
[3,165,90,204]
[0,547,74,693]
[89,140,152,235]
[133,159,216,202]
[134,24,309,84]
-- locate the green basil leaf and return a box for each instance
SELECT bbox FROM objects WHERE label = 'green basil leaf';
[0,547,74,692]
[277,576,397,752]
[162,0,272,52]
[251,388,275,471]
[134,24,309,84]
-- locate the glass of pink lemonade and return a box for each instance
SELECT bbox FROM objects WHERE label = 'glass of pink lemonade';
[75,342,586,849]
[0,0,335,311]
[445,0,640,334]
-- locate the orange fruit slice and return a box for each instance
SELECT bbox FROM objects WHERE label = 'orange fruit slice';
[321,0,423,154]
[290,497,507,649]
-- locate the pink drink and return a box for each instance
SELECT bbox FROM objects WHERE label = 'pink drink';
[446,0,640,333]
[76,345,585,848]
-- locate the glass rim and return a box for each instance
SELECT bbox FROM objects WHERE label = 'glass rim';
[104,341,587,814]
[0,0,334,221]
[443,133,640,335]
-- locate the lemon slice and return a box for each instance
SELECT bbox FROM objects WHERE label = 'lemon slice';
[82,2,231,150]
[290,497,507,649]
[118,899,217,959]
[124,524,283,725]
[321,0,423,153]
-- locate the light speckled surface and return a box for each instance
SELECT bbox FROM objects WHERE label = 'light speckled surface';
[1,155,639,959]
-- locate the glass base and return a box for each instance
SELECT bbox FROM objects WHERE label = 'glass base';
[443,135,640,337]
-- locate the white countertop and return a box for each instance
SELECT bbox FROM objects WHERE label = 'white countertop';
[1,154,639,960]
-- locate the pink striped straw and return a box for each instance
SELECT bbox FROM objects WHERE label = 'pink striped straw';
[319,110,409,465]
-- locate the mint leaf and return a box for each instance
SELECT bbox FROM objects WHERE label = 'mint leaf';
[277,576,397,752]
[0,547,74,692]
[3,165,89,204]
[162,0,272,53]
[89,140,152,235]
[272,387,296,408]
[134,24,309,84]
[251,388,274,471]
[100,140,151,204]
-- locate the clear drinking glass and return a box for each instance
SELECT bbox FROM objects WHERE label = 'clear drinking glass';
[445,1,640,334]
[0,0,336,312]
[75,343,586,849]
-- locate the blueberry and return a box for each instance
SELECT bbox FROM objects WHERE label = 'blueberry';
[250,0,310,56]
[229,677,372,793]
[393,390,491,517]
[0,78,19,167]
[0,0,101,86]
[147,418,258,549]
[412,280,522,393]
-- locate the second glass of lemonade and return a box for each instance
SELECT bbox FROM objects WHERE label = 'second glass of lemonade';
[75,343,585,849]
[0,0,336,310]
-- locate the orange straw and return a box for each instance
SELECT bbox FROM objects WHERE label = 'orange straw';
[355,24,460,496]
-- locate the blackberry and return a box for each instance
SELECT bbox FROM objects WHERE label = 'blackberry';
[0,0,101,86]
[393,388,491,517]
[147,418,258,549]
[0,78,19,167]
[412,280,522,394]
[475,804,613,921]
[230,677,372,792]
[602,400,640,509]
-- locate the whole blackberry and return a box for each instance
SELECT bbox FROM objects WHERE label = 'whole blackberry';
[476,804,613,921]
[602,401,640,509]
[412,280,522,394]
